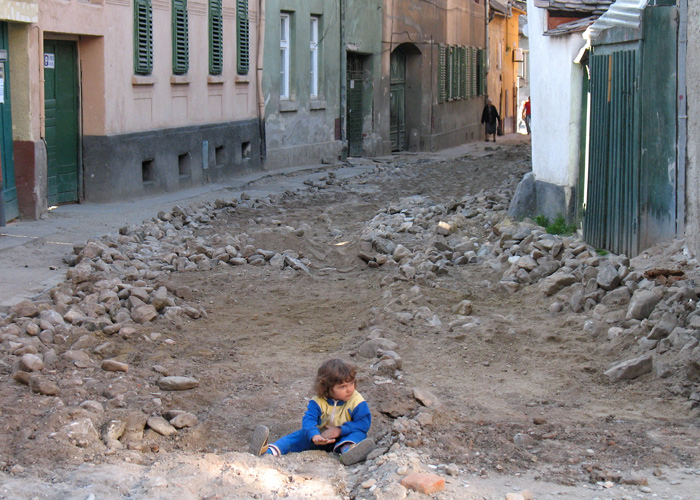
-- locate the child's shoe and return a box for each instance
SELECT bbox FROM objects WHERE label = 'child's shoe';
[339,438,375,466]
[249,425,270,456]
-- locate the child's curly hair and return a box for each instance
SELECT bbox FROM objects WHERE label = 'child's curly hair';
[314,359,357,399]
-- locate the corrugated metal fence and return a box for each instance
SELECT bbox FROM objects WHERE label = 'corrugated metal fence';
[584,48,641,256]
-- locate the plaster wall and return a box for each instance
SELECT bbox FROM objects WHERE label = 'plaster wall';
[526,0,586,188]
[99,0,258,135]
[0,1,38,23]
[7,22,47,218]
[262,0,344,168]
[685,0,700,256]
[35,0,259,136]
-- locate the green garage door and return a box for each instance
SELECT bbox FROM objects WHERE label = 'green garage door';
[44,40,79,205]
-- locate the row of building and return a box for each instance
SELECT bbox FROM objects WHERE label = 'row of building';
[0,0,526,224]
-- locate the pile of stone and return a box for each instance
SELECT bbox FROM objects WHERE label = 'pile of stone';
[356,190,511,282]
[354,182,699,408]
[485,221,700,402]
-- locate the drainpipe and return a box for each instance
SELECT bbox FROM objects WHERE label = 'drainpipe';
[256,0,267,162]
[485,0,490,101]
[339,0,347,159]
[677,0,687,236]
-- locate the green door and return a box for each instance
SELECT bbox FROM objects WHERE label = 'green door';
[390,50,406,151]
[0,22,18,222]
[44,40,79,205]
[347,53,364,157]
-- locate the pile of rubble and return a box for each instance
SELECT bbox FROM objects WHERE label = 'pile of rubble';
[352,183,700,408]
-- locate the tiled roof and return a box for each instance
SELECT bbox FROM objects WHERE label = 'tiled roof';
[534,0,613,16]
[543,15,598,35]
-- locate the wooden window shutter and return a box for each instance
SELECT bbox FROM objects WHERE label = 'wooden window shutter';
[455,46,460,101]
[460,46,468,99]
[446,46,453,101]
[438,44,446,103]
[472,47,479,96]
[477,48,486,96]
[209,0,223,75]
[134,0,153,75]
[172,0,189,74]
[465,47,472,98]
[237,0,250,74]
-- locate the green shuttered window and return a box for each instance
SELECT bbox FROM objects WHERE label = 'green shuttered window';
[460,47,468,99]
[438,44,446,103]
[172,0,189,74]
[134,0,153,75]
[477,48,486,96]
[237,0,250,74]
[438,44,485,103]
[209,0,223,75]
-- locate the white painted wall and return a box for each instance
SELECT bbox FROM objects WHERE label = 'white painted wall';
[685,0,700,256]
[526,1,587,188]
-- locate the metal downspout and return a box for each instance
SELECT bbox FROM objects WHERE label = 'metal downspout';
[257,0,266,163]
[677,0,687,236]
[485,0,490,101]
[340,0,347,159]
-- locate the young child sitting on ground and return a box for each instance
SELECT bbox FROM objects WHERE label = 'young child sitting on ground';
[249,358,374,466]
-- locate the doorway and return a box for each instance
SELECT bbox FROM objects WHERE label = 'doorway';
[347,53,364,157]
[390,50,406,151]
[44,39,79,205]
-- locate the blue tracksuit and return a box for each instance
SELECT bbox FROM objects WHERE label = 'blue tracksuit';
[267,390,371,455]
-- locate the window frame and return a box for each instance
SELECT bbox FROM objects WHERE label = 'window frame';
[237,0,250,74]
[209,0,223,75]
[172,0,189,75]
[310,16,319,98]
[134,0,153,75]
[280,12,291,99]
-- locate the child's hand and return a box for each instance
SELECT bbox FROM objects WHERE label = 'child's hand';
[312,434,335,445]
[321,427,342,440]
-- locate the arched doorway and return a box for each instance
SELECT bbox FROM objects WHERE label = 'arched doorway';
[390,43,421,152]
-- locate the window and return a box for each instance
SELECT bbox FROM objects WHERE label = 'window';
[460,47,468,99]
[477,48,486,96]
[172,0,189,74]
[134,0,153,75]
[237,0,249,74]
[280,13,290,99]
[438,45,485,102]
[310,16,319,98]
[209,0,223,75]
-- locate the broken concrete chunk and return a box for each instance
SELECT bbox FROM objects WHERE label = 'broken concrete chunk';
[157,376,200,391]
[604,354,653,381]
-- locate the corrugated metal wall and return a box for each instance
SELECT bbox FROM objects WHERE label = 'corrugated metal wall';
[584,48,641,256]
[583,6,678,257]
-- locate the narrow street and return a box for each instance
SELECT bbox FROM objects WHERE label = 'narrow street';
[1,138,699,500]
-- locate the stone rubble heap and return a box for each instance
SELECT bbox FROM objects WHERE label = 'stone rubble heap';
[353,181,700,409]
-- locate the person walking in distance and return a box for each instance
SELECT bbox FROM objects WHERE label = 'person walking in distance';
[481,98,500,142]
[522,96,531,135]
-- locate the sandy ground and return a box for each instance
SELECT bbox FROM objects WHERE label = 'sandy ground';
[1,137,698,499]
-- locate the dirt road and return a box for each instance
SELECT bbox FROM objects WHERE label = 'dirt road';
[1,138,698,499]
